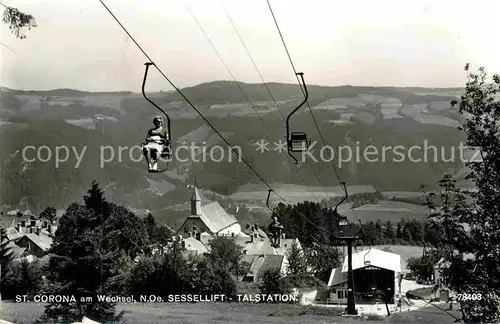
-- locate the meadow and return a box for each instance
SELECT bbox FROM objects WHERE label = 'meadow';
[0,300,460,324]
[230,184,377,203]
[341,200,428,223]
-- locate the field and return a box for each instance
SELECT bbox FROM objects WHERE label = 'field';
[400,104,460,127]
[0,301,461,324]
[382,191,425,199]
[230,184,376,204]
[342,200,427,223]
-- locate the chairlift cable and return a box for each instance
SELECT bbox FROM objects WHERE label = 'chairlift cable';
[188,3,327,207]
[98,0,341,239]
[266,0,344,186]
[221,3,281,116]
[222,3,338,208]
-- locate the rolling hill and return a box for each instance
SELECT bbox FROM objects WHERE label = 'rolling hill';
[0,81,470,228]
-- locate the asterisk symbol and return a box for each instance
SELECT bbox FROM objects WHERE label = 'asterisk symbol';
[254,139,269,153]
[273,140,287,153]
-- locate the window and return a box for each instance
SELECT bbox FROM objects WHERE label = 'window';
[192,226,197,231]
[184,228,188,233]
[337,290,347,299]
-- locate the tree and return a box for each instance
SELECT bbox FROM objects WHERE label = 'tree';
[0,226,14,301]
[41,182,124,323]
[285,240,307,275]
[39,207,57,223]
[2,3,37,39]
[259,268,290,296]
[205,236,244,277]
[306,243,341,282]
[384,221,395,243]
[143,213,156,239]
[425,65,500,322]
[189,255,237,297]
[2,259,44,299]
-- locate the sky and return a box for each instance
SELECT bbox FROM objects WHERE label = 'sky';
[1,0,499,92]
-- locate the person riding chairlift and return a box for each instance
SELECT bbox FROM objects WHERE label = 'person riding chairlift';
[142,116,170,172]
[268,215,284,247]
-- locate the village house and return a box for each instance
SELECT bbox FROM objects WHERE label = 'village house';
[3,214,56,261]
[174,185,304,281]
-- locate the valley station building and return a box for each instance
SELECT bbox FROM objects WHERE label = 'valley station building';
[326,248,402,305]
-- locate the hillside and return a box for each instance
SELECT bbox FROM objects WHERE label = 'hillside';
[0,81,469,228]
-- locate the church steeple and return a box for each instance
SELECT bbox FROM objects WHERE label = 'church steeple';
[191,178,201,215]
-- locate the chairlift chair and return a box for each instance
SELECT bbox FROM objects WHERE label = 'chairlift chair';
[285,72,311,164]
[141,62,172,173]
[289,132,311,152]
[334,182,349,230]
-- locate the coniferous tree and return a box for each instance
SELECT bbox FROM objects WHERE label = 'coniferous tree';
[41,182,124,323]
[0,226,14,300]
[286,240,307,275]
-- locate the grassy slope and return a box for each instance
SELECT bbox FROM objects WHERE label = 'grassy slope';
[0,301,460,324]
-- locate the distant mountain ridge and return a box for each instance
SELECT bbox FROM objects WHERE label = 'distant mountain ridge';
[1,81,468,227]
[1,83,464,98]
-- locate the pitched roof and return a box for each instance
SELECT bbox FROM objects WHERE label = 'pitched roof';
[5,226,22,241]
[235,236,298,256]
[341,248,401,273]
[183,236,208,254]
[241,254,284,281]
[244,226,268,239]
[6,241,26,259]
[196,202,238,234]
[16,233,53,251]
[259,255,284,277]
[327,267,348,286]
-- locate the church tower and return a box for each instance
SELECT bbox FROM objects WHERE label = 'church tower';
[191,180,201,216]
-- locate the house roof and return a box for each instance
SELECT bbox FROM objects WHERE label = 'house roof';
[196,201,238,234]
[235,236,298,256]
[328,267,348,287]
[6,241,26,259]
[183,236,208,254]
[241,254,284,281]
[16,233,53,251]
[341,248,401,273]
[259,255,284,277]
[243,225,268,239]
[5,226,22,241]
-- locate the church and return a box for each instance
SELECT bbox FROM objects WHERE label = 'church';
[174,184,304,282]
[176,185,243,239]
